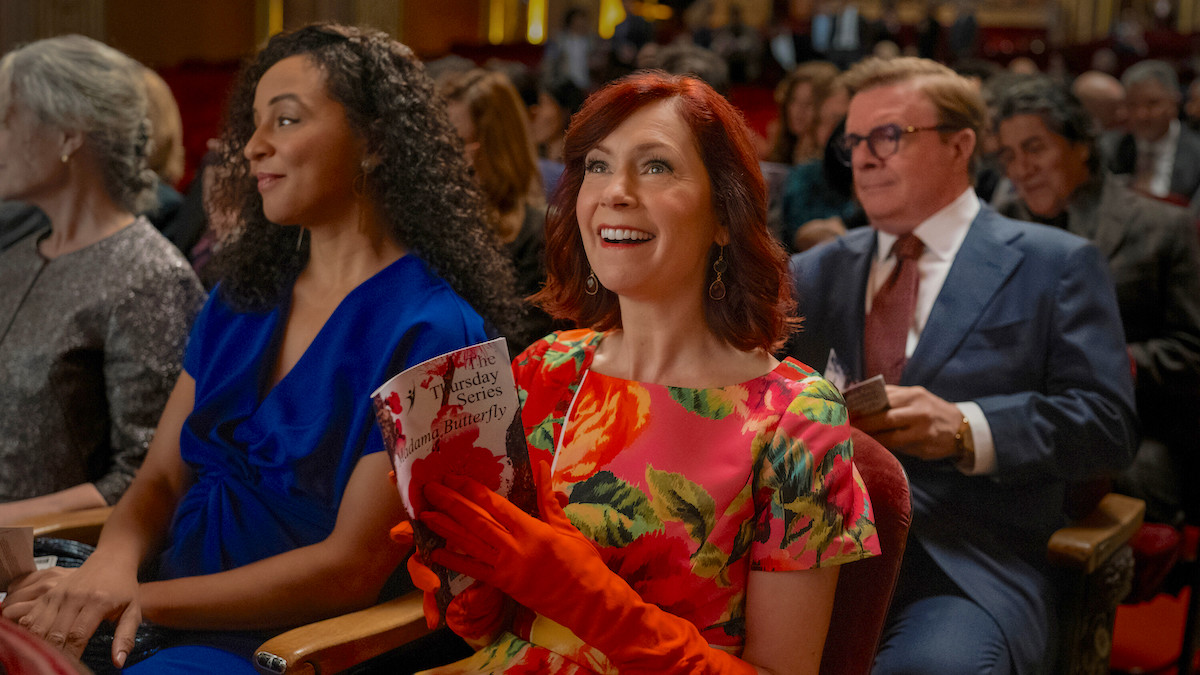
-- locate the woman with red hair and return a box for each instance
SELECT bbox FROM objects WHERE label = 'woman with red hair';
[409,71,880,674]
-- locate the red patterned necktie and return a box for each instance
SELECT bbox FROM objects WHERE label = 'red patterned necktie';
[864,234,924,384]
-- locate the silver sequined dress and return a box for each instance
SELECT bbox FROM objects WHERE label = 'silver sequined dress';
[0,218,206,504]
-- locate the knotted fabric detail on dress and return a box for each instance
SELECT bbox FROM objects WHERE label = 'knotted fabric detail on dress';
[864,234,924,384]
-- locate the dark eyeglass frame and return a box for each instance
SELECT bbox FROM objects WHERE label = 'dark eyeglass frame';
[834,123,962,166]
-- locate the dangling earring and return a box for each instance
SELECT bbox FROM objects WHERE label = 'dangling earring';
[353,170,368,199]
[708,247,727,301]
[296,226,307,252]
[355,159,373,234]
[585,269,599,296]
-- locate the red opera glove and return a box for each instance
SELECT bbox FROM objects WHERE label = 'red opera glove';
[390,520,506,646]
[420,462,757,675]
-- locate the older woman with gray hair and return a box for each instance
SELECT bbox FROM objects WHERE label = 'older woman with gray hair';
[0,35,206,524]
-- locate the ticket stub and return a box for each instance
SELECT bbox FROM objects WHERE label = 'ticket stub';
[842,374,890,416]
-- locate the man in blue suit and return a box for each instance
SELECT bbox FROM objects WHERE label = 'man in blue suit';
[787,57,1137,674]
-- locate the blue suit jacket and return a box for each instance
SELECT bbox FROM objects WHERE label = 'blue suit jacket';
[787,206,1137,673]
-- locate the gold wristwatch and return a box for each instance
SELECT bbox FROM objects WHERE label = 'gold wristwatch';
[954,415,975,469]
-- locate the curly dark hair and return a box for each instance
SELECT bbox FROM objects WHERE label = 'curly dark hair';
[206,24,523,341]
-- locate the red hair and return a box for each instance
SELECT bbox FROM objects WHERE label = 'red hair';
[532,71,797,352]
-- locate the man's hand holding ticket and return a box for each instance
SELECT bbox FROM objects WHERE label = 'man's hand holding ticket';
[823,350,891,417]
[841,375,891,417]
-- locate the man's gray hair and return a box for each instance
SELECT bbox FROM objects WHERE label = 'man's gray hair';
[0,34,157,213]
[1121,59,1181,100]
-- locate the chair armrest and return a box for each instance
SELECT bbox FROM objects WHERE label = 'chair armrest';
[11,506,114,546]
[1048,493,1145,574]
[254,591,431,675]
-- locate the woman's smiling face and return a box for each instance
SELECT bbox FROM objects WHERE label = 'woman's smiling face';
[243,54,365,228]
[575,98,725,303]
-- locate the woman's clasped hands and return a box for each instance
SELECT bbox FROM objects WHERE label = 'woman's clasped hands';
[2,555,142,667]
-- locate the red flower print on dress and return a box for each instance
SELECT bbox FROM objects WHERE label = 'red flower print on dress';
[824,453,855,521]
[597,531,727,637]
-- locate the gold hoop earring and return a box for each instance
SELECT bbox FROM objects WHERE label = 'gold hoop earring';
[708,247,727,301]
[585,269,599,296]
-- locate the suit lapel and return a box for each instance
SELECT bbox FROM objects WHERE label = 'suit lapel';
[1066,175,1126,259]
[838,231,875,382]
[1086,178,1130,258]
[903,210,1024,385]
[1171,128,1200,198]
[803,230,875,382]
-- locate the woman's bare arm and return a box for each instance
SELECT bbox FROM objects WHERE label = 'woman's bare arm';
[740,567,840,674]
[2,375,195,664]
[137,451,407,630]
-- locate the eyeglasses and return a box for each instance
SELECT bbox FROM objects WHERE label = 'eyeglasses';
[834,123,961,166]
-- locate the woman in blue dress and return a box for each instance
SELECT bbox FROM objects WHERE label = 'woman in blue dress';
[2,24,523,672]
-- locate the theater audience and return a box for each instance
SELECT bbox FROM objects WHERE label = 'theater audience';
[787,57,1136,673]
[1101,59,1200,208]
[916,1,943,60]
[439,68,555,347]
[166,144,235,278]
[542,8,599,108]
[0,35,206,524]
[607,0,655,79]
[140,66,210,258]
[820,0,870,69]
[767,0,822,73]
[1186,78,1200,131]
[705,3,764,84]
[1072,70,1128,132]
[651,41,731,97]
[767,60,841,165]
[780,80,858,252]
[992,77,1200,525]
[483,60,567,198]
[141,67,185,189]
[401,71,879,674]
[3,24,520,672]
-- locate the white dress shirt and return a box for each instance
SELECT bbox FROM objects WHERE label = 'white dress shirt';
[867,187,997,475]
[1135,119,1180,198]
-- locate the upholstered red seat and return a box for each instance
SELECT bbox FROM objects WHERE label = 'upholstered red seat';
[821,427,913,675]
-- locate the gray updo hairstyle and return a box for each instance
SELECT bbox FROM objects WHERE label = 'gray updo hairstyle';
[0,34,157,213]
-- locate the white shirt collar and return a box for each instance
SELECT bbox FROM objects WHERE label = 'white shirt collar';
[1136,118,1180,155]
[874,187,979,263]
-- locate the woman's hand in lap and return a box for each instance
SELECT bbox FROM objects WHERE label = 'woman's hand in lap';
[2,558,141,666]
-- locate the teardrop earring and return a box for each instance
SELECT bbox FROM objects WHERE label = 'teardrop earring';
[585,269,599,296]
[708,247,727,301]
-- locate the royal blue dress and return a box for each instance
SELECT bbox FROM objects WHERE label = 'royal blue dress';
[126,254,488,673]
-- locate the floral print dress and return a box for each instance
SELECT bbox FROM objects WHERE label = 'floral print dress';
[420,330,880,674]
